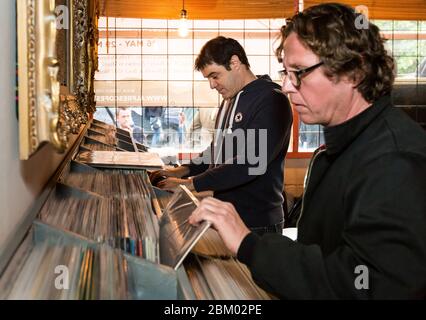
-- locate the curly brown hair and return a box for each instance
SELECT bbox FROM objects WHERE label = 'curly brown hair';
[275,3,395,102]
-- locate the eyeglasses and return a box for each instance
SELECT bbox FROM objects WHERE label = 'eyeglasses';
[278,61,324,88]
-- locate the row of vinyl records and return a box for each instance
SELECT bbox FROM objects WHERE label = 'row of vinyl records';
[0,230,271,300]
[0,119,274,299]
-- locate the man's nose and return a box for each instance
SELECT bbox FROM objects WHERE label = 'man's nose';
[281,77,296,94]
[209,79,216,89]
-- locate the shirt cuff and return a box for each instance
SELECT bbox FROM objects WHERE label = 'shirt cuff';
[237,232,260,266]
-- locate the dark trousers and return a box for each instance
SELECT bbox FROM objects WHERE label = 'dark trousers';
[249,221,284,237]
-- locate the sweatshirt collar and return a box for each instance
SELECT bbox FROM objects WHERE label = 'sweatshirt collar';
[323,95,391,155]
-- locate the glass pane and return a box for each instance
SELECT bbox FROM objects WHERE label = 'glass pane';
[270,31,282,56]
[288,124,293,153]
[194,20,219,29]
[299,122,324,152]
[141,106,164,148]
[142,19,167,29]
[394,21,418,32]
[395,56,418,77]
[419,40,426,56]
[168,81,193,107]
[372,20,393,31]
[142,55,167,80]
[94,81,115,107]
[168,30,193,54]
[117,55,141,80]
[245,30,270,55]
[142,81,168,107]
[417,57,426,77]
[95,55,115,81]
[384,39,393,54]
[142,29,167,54]
[94,107,116,125]
[194,30,219,55]
[186,107,218,150]
[116,81,142,107]
[162,107,186,148]
[168,55,194,80]
[218,30,244,45]
[194,81,219,107]
[248,56,270,78]
[168,19,194,30]
[125,107,145,144]
[98,17,115,29]
[270,18,286,31]
[219,20,244,29]
[115,18,142,29]
[98,30,116,55]
[393,40,418,56]
[116,32,142,54]
[244,19,269,29]
[193,55,206,81]
[115,107,142,132]
[98,17,108,28]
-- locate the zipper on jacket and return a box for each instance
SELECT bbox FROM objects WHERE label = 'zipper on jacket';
[296,147,327,229]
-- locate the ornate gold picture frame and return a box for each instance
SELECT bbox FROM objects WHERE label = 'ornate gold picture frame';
[17,0,65,159]
[17,0,99,160]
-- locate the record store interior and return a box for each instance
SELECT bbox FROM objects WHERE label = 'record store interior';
[0,0,425,300]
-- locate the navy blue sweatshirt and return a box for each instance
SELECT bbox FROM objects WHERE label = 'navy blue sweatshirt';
[183,75,292,228]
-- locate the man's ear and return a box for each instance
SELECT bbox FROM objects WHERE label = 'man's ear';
[230,55,241,70]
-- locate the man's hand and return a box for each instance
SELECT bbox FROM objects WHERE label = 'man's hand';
[189,197,250,255]
[157,177,194,192]
[149,166,190,185]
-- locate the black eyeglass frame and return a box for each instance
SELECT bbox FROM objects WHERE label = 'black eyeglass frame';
[278,61,324,88]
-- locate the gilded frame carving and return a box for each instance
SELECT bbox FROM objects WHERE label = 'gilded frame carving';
[72,0,98,116]
[17,0,99,160]
[17,0,65,159]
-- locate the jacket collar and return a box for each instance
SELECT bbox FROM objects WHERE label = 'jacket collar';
[323,95,392,156]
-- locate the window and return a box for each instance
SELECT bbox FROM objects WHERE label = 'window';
[95,17,288,155]
[94,17,425,158]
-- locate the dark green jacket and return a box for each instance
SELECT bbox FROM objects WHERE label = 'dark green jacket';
[238,96,426,299]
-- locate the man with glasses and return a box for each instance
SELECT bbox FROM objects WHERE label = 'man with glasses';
[151,36,293,235]
[189,3,426,299]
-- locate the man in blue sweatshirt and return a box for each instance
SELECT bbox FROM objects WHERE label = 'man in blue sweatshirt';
[151,36,292,234]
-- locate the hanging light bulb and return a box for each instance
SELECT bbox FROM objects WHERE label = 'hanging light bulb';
[178,0,189,37]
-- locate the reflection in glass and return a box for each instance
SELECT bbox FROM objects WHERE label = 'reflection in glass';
[116,55,142,80]
[116,81,142,107]
[299,121,324,152]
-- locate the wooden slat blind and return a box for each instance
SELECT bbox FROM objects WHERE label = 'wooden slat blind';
[98,0,296,19]
[305,1,426,20]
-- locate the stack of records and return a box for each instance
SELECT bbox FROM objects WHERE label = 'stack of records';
[81,142,115,151]
[62,168,155,200]
[185,255,272,300]
[0,241,130,300]
[192,228,234,258]
[39,183,159,262]
[76,150,164,170]
[87,130,117,146]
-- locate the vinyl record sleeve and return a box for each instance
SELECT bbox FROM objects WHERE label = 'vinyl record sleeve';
[76,151,164,170]
[159,185,211,270]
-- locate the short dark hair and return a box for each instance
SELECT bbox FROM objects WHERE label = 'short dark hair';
[195,36,250,71]
[276,3,395,102]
